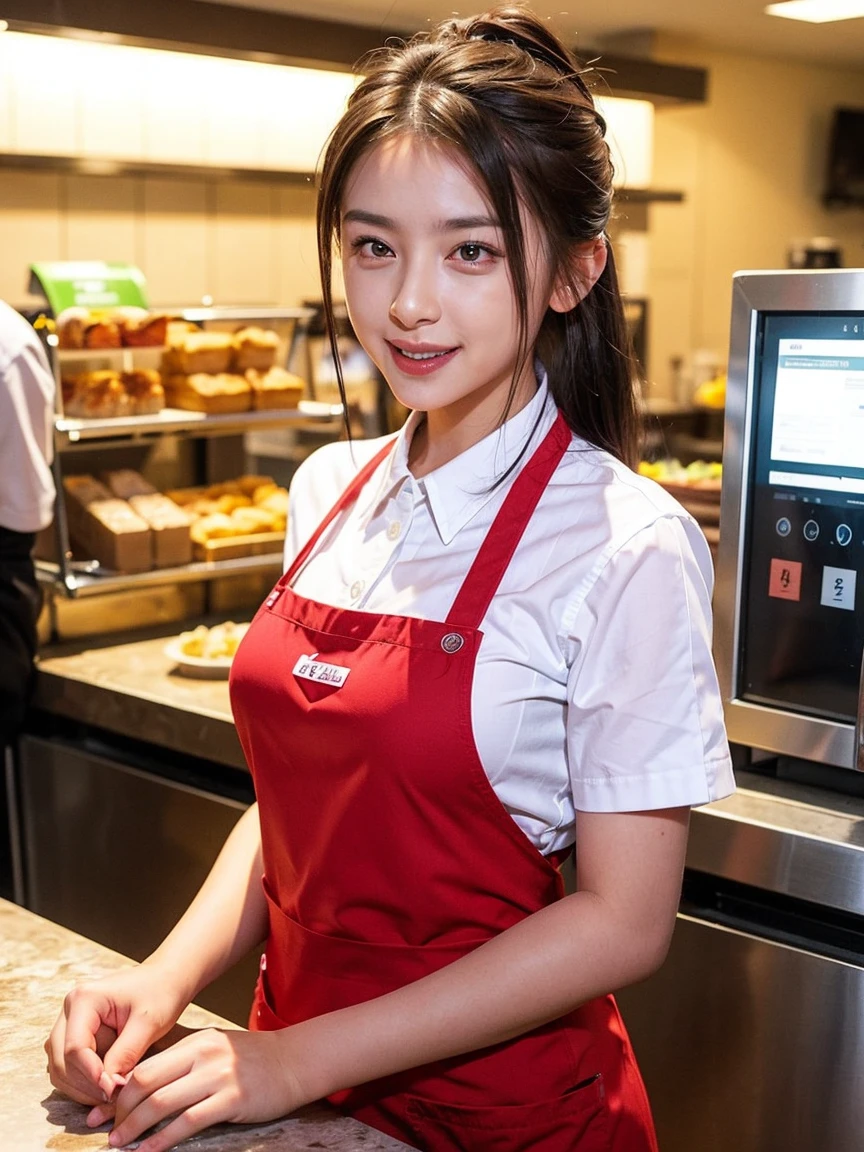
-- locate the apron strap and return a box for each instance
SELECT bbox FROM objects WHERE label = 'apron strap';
[284,436,397,584]
[446,410,572,629]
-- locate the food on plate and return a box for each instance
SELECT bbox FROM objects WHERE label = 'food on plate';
[163,372,251,413]
[233,327,280,372]
[245,365,305,410]
[176,621,245,660]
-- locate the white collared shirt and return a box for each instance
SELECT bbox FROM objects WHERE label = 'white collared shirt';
[285,380,734,854]
[0,302,55,533]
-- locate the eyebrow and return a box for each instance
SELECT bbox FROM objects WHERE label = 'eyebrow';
[342,209,500,231]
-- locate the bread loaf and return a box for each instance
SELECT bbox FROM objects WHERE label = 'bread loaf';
[100,469,156,500]
[163,332,234,375]
[55,307,90,349]
[128,493,193,567]
[233,327,280,371]
[118,310,169,348]
[121,369,165,415]
[63,475,152,572]
[84,317,122,349]
[245,366,305,410]
[164,373,252,414]
[62,371,132,419]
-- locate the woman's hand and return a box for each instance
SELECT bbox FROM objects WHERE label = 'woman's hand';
[99,1027,308,1152]
[45,963,190,1109]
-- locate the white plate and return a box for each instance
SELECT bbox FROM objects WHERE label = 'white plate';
[164,624,250,679]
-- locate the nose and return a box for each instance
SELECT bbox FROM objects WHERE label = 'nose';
[389,259,441,329]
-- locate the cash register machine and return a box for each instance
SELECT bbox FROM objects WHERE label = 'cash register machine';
[714,266,864,780]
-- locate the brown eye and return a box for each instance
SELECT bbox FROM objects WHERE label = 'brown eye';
[459,243,484,262]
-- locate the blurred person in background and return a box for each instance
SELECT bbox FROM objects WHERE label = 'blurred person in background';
[0,299,55,747]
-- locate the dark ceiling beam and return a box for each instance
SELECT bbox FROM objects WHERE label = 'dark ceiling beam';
[1,0,708,100]
[1,0,401,70]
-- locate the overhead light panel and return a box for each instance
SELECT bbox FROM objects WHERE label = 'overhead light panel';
[765,1,864,22]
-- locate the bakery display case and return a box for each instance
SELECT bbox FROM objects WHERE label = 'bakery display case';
[30,282,343,616]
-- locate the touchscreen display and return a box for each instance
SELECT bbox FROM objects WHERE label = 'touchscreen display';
[740,312,864,722]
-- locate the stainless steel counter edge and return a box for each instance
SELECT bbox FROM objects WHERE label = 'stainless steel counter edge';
[690,774,864,917]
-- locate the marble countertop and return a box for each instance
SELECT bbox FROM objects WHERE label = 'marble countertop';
[0,900,411,1152]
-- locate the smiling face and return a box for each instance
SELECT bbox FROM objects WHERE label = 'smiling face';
[340,134,563,445]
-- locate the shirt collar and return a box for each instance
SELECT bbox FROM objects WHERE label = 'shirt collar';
[365,371,557,545]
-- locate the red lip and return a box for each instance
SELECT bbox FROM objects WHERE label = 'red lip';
[386,340,459,377]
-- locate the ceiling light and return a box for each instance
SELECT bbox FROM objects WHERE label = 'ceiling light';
[765,1,864,23]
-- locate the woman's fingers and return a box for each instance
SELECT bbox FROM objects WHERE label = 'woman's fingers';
[132,1098,226,1152]
[45,1004,111,1105]
[109,1041,217,1149]
[102,1012,170,1079]
[107,1028,297,1151]
[86,1100,116,1129]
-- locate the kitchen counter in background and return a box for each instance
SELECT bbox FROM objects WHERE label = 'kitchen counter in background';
[34,627,243,769]
[0,899,411,1152]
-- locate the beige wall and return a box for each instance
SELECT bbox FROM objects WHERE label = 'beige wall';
[645,39,864,399]
[0,171,321,310]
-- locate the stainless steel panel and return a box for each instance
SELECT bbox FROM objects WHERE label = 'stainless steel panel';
[618,914,864,1152]
[725,699,855,772]
[690,788,864,916]
[17,734,258,1025]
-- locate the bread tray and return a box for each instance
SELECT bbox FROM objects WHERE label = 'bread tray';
[193,531,285,563]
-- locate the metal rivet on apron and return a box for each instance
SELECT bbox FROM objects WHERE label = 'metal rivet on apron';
[441,632,464,654]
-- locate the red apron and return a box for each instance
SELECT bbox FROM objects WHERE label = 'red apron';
[229,412,658,1152]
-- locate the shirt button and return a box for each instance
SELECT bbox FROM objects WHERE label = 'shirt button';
[349,579,365,600]
[387,520,402,541]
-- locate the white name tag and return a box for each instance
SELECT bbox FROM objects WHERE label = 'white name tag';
[292,653,350,688]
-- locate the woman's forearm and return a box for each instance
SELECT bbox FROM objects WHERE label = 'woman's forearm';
[143,803,267,1003]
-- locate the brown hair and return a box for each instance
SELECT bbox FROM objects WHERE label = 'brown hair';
[317,5,642,468]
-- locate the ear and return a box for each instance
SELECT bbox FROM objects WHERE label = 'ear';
[548,236,608,314]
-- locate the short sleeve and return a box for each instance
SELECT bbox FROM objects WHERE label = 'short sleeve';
[565,514,734,812]
[0,333,55,533]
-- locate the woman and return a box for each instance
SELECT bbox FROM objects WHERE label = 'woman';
[46,8,734,1150]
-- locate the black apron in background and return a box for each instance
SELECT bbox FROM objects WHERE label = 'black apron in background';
[0,527,42,747]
